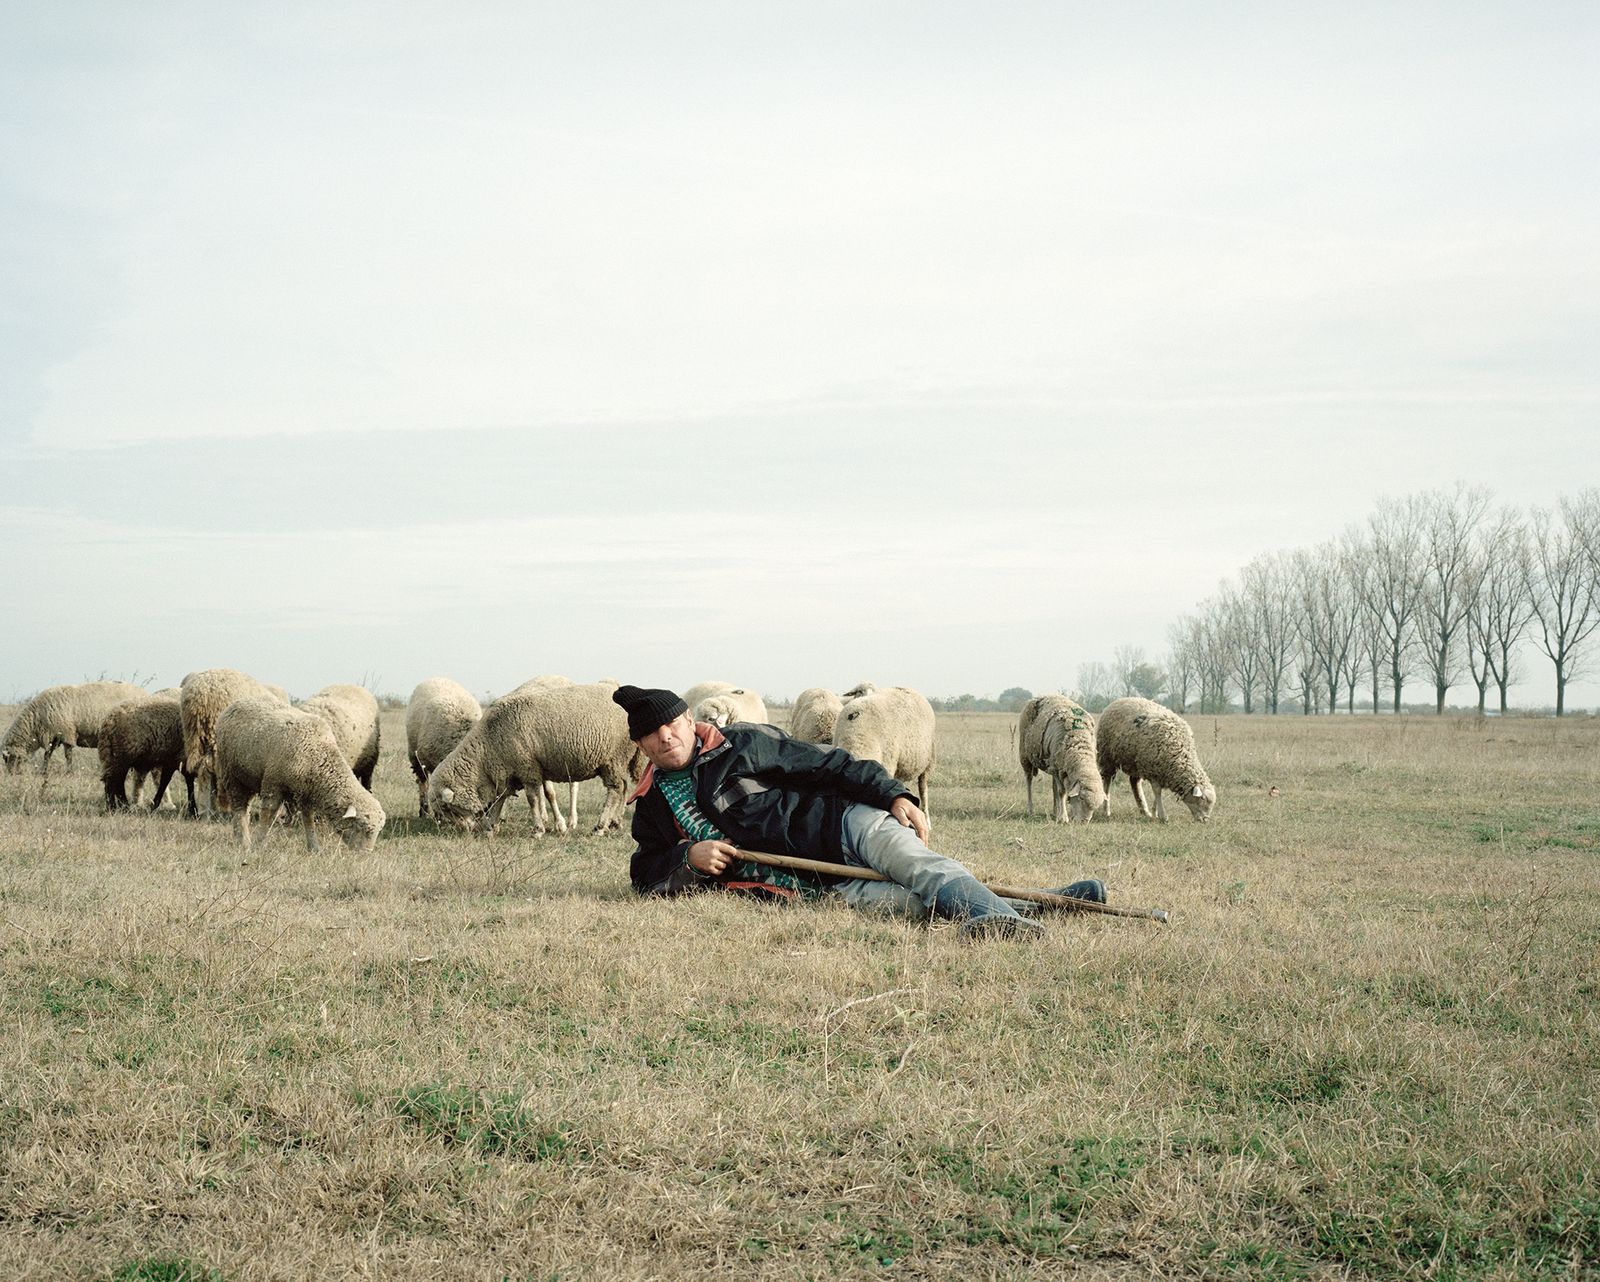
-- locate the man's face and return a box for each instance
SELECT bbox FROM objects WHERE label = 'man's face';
[637,712,697,771]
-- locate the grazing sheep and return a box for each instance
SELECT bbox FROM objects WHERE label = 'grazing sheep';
[1018,695,1108,824]
[1096,696,1217,822]
[297,684,381,790]
[694,688,769,728]
[1,680,146,778]
[406,677,483,816]
[99,690,193,812]
[830,685,936,814]
[789,687,844,744]
[213,697,385,851]
[179,669,291,816]
[427,682,643,837]
[495,675,579,831]
[681,680,736,711]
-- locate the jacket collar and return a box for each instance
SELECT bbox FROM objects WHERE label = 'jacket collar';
[627,721,726,803]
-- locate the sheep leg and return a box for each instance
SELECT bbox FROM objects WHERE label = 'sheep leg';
[568,782,578,830]
[483,789,513,837]
[522,772,549,837]
[1128,774,1153,818]
[298,794,320,852]
[40,741,58,779]
[62,742,75,772]
[231,786,259,848]
[103,767,129,811]
[149,765,176,812]
[592,768,625,834]
[129,769,148,807]
[1153,787,1168,822]
[410,755,429,815]
[180,769,197,817]
[1023,767,1034,815]
[521,782,564,832]
[918,771,930,819]
[1050,773,1065,824]
[539,780,569,835]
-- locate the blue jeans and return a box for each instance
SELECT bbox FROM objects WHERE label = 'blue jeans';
[834,804,1031,925]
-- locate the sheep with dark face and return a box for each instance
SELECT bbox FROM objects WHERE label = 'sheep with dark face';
[297,683,381,790]
[213,697,385,851]
[830,685,936,814]
[2,680,146,778]
[1018,695,1107,824]
[99,690,193,812]
[1096,697,1217,822]
[406,677,482,816]
[427,682,642,836]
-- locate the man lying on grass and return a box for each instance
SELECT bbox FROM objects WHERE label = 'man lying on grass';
[614,685,1105,941]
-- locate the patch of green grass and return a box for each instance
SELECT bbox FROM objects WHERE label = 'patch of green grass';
[394,1081,577,1162]
[109,1259,224,1282]
[930,1135,1146,1253]
[1304,1159,1600,1277]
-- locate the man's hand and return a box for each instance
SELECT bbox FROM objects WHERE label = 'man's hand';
[890,796,930,843]
[688,839,741,875]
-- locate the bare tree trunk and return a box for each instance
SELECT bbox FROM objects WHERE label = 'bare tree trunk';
[1497,679,1509,714]
[1435,681,1447,715]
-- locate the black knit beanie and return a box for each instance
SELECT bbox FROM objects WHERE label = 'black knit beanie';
[612,685,689,739]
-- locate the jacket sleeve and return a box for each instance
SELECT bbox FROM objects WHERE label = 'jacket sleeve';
[628,792,711,896]
[738,725,917,809]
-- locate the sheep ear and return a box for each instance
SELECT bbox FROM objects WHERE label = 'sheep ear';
[440,787,455,803]
[343,804,360,819]
[1066,783,1081,798]
[1192,784,1205,797]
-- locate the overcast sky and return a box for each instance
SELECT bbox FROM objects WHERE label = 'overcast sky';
[3,2,1596,709]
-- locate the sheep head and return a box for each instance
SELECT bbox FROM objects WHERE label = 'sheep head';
[1181,783,1217,822]
[335,797,385,851]
[426,778,481,831]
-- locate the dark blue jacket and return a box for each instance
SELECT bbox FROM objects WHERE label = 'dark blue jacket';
[627,721,915,895]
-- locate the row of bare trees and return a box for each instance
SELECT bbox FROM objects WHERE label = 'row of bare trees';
[1164,486,1600,716]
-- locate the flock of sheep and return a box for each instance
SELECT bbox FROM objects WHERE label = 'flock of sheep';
[0,672,1218,851]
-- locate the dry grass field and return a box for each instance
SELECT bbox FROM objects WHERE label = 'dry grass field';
[1,707,1597,1280]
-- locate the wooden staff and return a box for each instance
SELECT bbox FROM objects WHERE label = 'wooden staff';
[738,849,1170,924]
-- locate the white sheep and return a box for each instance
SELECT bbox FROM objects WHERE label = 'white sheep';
[1017,695,1108,824]
[179,669,291,816]
[494,675,580,831]
[405,677,483,816]
[1095,696,1217,822]
[681,680,736,711]
[297,683,381,790]
[789,687,844,744]
[99,690,192,812]
[1,680,147,778]
[427,682,643,836]
[694,688,769,728]
[213,696,385,851]
[830,685,936,814]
